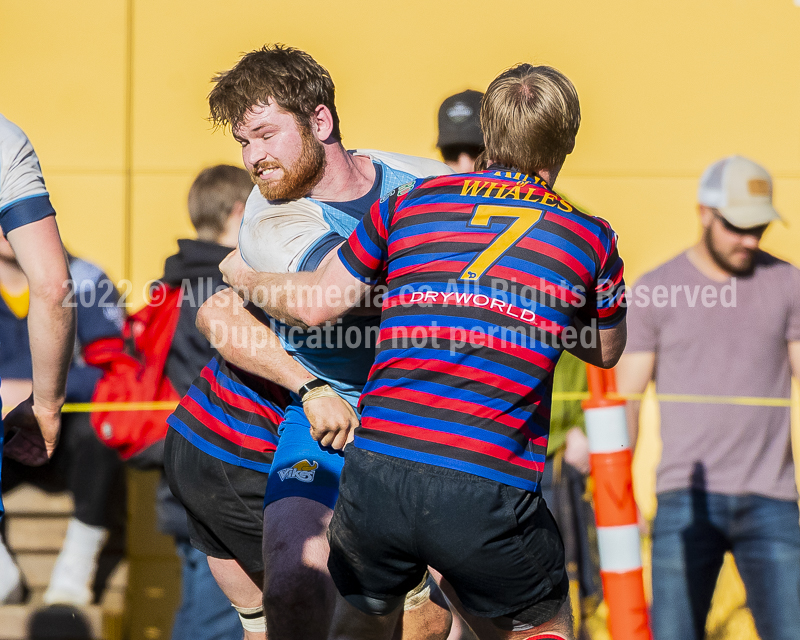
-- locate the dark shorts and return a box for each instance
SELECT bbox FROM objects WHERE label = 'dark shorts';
[327,447,569,625]
[164,428,267,575]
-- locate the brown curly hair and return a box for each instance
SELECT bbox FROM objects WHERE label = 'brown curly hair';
[208,44,341,141]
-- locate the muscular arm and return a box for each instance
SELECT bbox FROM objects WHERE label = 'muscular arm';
[566,317,628,369]
[614,351,656,451]
[221,249,371,329]
[4,217,75,459]
[197,288,359,450]
[196,288,315,394]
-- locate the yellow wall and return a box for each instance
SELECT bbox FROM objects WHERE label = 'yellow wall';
[3,0,799,298]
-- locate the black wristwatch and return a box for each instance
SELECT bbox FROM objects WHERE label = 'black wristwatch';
[298,378,328,399]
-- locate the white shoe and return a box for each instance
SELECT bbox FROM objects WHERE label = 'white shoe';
[42,582,93,607]
[0,569,24,605]
[43,519,108,606]
[0,540,24,604]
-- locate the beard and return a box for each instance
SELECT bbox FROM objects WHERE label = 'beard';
[251,125,326,202]
[703,227,756,276]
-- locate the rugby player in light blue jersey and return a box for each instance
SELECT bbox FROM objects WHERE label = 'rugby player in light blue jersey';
[164,46,473,640]
[0,115,75,601]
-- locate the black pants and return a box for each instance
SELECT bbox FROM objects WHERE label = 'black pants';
[2,412,126,528]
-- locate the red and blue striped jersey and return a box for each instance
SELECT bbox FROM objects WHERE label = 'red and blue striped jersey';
[167,355,289,472]
[339,167,626,491]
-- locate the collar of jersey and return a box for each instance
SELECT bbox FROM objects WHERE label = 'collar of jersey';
[486,163,549,189]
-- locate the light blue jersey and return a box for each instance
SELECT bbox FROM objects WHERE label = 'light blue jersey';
[239,150,450,407]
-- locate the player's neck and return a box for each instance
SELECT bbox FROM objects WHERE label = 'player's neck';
[310,145,375,203]
[537,162,564,187]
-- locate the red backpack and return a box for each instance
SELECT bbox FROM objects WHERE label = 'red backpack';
[88,284,182,460]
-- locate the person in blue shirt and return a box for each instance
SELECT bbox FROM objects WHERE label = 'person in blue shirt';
[0,242,127,605]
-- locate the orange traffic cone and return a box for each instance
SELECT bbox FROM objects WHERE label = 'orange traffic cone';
[582,365,651,640]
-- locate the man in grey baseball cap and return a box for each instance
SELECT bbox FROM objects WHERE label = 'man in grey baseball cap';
[695,155,781,275]
[616,154,800,640]
[699,154,781,227]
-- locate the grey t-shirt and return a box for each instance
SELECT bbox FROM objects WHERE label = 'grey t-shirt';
[626,250,800,500]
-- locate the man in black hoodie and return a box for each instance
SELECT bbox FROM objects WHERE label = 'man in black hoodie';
[158,165,254,640]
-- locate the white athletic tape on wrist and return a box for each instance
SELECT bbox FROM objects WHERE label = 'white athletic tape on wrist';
[232,604,266,633]
[300,384,341,402]
[403,572,434,611]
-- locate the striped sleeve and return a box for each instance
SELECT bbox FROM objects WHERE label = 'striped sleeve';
[338,190,395,284]
[578,219,627,329]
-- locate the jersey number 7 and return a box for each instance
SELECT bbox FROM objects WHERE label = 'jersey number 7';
[459,205,544,281]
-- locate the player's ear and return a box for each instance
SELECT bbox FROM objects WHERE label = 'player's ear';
[311,105,335,143]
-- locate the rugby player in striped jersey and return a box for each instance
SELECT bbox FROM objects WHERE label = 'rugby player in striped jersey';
[221,64,628,640]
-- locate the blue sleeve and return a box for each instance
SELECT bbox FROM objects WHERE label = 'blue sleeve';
[298,231,346,272]
[0,194,55,235]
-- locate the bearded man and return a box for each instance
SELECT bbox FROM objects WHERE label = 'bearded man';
[616,156,800,640]
[164,45,472,640]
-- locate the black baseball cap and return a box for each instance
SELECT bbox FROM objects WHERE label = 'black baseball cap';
[437,90,484,149]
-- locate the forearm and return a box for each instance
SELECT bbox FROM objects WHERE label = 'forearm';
[216,317,315,394]
[198,289,315,393]
[614,351,654,454]
[625,400,641,451]
[224,250,368,328]
[7,218,76,412]
[566,318,627,369]
[27,271,75,411]
[235,269,318,328]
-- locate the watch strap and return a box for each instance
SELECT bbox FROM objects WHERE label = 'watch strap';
[298,378,328,399]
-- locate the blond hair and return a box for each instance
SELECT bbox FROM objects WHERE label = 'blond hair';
[479,64,580,176]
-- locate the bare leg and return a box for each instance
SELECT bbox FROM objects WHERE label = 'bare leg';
[434,574,498,640]
[432,573,572,640]
[398,578,478,640]
[329,591,403,640]
[262,497,336,640]
[207,556,265,640]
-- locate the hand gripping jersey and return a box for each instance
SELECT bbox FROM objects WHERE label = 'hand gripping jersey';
[166,151,450,470]
[339,166,626,491]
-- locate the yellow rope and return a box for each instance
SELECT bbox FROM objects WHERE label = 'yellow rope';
[0,392,793,418]
[60,401,180,413]
[542,391,791,407]
[608,392,792,407]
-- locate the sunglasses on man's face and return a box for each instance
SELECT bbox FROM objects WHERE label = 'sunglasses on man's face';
[711,210,769,239]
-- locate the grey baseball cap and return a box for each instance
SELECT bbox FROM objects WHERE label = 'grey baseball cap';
[698,156,781,228]
[437,90,484,149]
